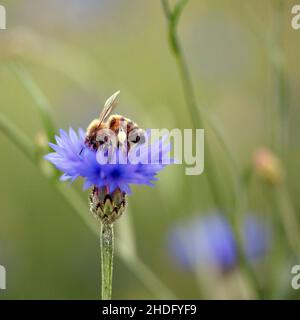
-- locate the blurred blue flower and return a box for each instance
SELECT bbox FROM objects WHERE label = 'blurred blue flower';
[167,212,271,272]
[243,215,271,261]
[45,128,172,194]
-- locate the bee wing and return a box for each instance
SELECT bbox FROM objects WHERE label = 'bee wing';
[99,90,120,124]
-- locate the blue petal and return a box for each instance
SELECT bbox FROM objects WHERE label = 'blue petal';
[45,127,173,193]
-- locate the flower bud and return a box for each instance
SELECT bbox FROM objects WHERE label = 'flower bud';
[253,148,283,185]
[89,187,127,224]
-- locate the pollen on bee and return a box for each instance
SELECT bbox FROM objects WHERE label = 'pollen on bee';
[118,130,127,143]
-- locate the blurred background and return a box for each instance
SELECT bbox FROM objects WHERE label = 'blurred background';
[0,0,300,299]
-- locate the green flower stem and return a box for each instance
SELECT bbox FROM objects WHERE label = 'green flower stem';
[271,1,300,257]
[272,0,290,159]
[199,112,264,297]
[101,223,114,300]
[245,0,299,295]
[58,186,177,300]
[243,1,290,161]
[161,0,225,209]
[272,186,300,256]
[0,112,177,299]
[161,0,263,299]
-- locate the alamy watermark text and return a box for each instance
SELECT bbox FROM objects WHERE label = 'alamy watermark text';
[0,5,6,30]
[0,265,6,290]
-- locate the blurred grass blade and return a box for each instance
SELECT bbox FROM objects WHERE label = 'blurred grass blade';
[8,62,56,142]
[116,211,137,258]
[0,113,36,162]
[117,242,177,300]
[172,0,189,26]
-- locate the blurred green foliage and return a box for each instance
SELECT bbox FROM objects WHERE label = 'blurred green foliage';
[0,0,300,299]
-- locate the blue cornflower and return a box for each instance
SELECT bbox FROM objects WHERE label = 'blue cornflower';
[167,212,271,272]
[45,126,172,224]
[45,128,172,195]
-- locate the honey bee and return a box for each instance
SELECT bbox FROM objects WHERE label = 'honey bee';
[84,91,145,153]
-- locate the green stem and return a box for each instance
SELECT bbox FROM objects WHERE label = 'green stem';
[270,1,300,257]
[272,0,290,159]
[161,0,263,299]
[273,186,300,256]
[205,116,265,297]
[161,0,225,209]
[101,223,114,300]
